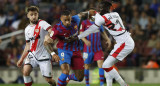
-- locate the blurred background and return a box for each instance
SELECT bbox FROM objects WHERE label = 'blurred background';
[0,0,160,85]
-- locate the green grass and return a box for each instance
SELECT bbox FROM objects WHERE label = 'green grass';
[0,84,160,86]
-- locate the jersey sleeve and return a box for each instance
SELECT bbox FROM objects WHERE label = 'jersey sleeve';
[25,29,30,42]
[80,21,85,32]
[72,15,80,26]
[50,25,59,40]
[40,20,52,31]
[95,13,105,26]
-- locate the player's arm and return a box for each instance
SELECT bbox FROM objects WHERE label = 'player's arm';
[44,26,60,62]
[17,42,30,67]
[80,32,91,47]
[79,23,91,46]
[44,35,60,62]
[78,13,105,39]
[77,11,89,20]
[101,30,111,49]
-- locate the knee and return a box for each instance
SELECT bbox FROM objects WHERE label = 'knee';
[84,64,90,69]
[62,70,69,75]
[23,70,30,76]
[102,60,111,68]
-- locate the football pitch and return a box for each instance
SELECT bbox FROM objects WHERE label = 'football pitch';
[0,84,160,86]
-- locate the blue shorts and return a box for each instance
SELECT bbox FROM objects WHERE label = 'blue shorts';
[58,48,84,70]
[83,50,104,64]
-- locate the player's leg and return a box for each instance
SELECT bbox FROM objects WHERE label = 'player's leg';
[102,56,127,86]
[83,52,93,86]
[39,59,56,86]
[84,64,91,86]
[23,64,32,86]
[68,51,84,82]
[94,50,105,86]
[44,77,56,86]
[23,57,35,86]
[97,60,104,86]
[57,49,72,86]
[58,63,70,86]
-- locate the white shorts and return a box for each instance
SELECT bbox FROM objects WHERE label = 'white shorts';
[109,36,135,61]
[25,55,53,78]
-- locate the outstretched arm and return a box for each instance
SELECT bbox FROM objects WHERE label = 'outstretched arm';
[17,42,30,67]
[101,31,111,49]
[78,24,100,39]
[44,34,60,62]
[78,13,105,39]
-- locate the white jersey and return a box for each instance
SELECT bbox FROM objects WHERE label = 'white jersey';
[25,19,51,60]
[95,12,131,43]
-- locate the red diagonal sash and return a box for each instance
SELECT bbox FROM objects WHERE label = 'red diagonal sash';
[30,20,42,52]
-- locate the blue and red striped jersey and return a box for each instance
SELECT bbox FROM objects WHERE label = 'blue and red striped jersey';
[80,20,104,52]
[50,15,81,51]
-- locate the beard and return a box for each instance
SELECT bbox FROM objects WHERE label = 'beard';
[31,19,38,24]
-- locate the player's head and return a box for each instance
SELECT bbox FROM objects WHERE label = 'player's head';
[60,10,72,27]
[98,1,112,15]
[27,6,39,24]
[88,8,96,21]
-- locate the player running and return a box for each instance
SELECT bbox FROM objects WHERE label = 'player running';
[80,9,111,86]
[44,10,90,86]
[17,6,59,86]
[68,1,135,86]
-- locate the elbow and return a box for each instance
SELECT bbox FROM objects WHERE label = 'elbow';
[43,41,48,46]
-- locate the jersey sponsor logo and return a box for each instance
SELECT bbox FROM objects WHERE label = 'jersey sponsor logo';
[29,35,36,40]
[74,25,77,30]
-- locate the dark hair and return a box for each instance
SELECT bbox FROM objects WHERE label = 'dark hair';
[27,6,39,13]
[99,1,112,15]
[61,10,71,16]
[100,1,112,9]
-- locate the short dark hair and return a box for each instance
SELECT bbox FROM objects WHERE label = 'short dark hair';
[100,1,112,9]
[61,10,71,16]
[27,6,39,13]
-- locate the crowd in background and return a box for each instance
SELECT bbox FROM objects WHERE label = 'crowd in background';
[0,0,160,68]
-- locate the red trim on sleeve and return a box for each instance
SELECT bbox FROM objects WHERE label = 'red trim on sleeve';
[46,26,52,31]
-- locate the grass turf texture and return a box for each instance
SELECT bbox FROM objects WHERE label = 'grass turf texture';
[0,84,160,86]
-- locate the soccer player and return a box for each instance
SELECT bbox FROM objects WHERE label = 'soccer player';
[80,9,111,86]
[68,1,135,86]
[44,10,90,86]
[17,6,59,86]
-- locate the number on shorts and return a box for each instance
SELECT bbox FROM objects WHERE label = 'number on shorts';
[61,52,64,57]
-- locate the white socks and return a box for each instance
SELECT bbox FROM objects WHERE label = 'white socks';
[107,68,127,86]
[23,76,32,83]
[105,71,113,86]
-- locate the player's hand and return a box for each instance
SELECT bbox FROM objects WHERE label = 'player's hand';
[52,54,60,62]
[17,59,23,67]
[65,36,79,43]
[84,40,91,46]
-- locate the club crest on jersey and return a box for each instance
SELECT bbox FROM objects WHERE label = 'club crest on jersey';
[74,25,77,30]
[35,29,39,33]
